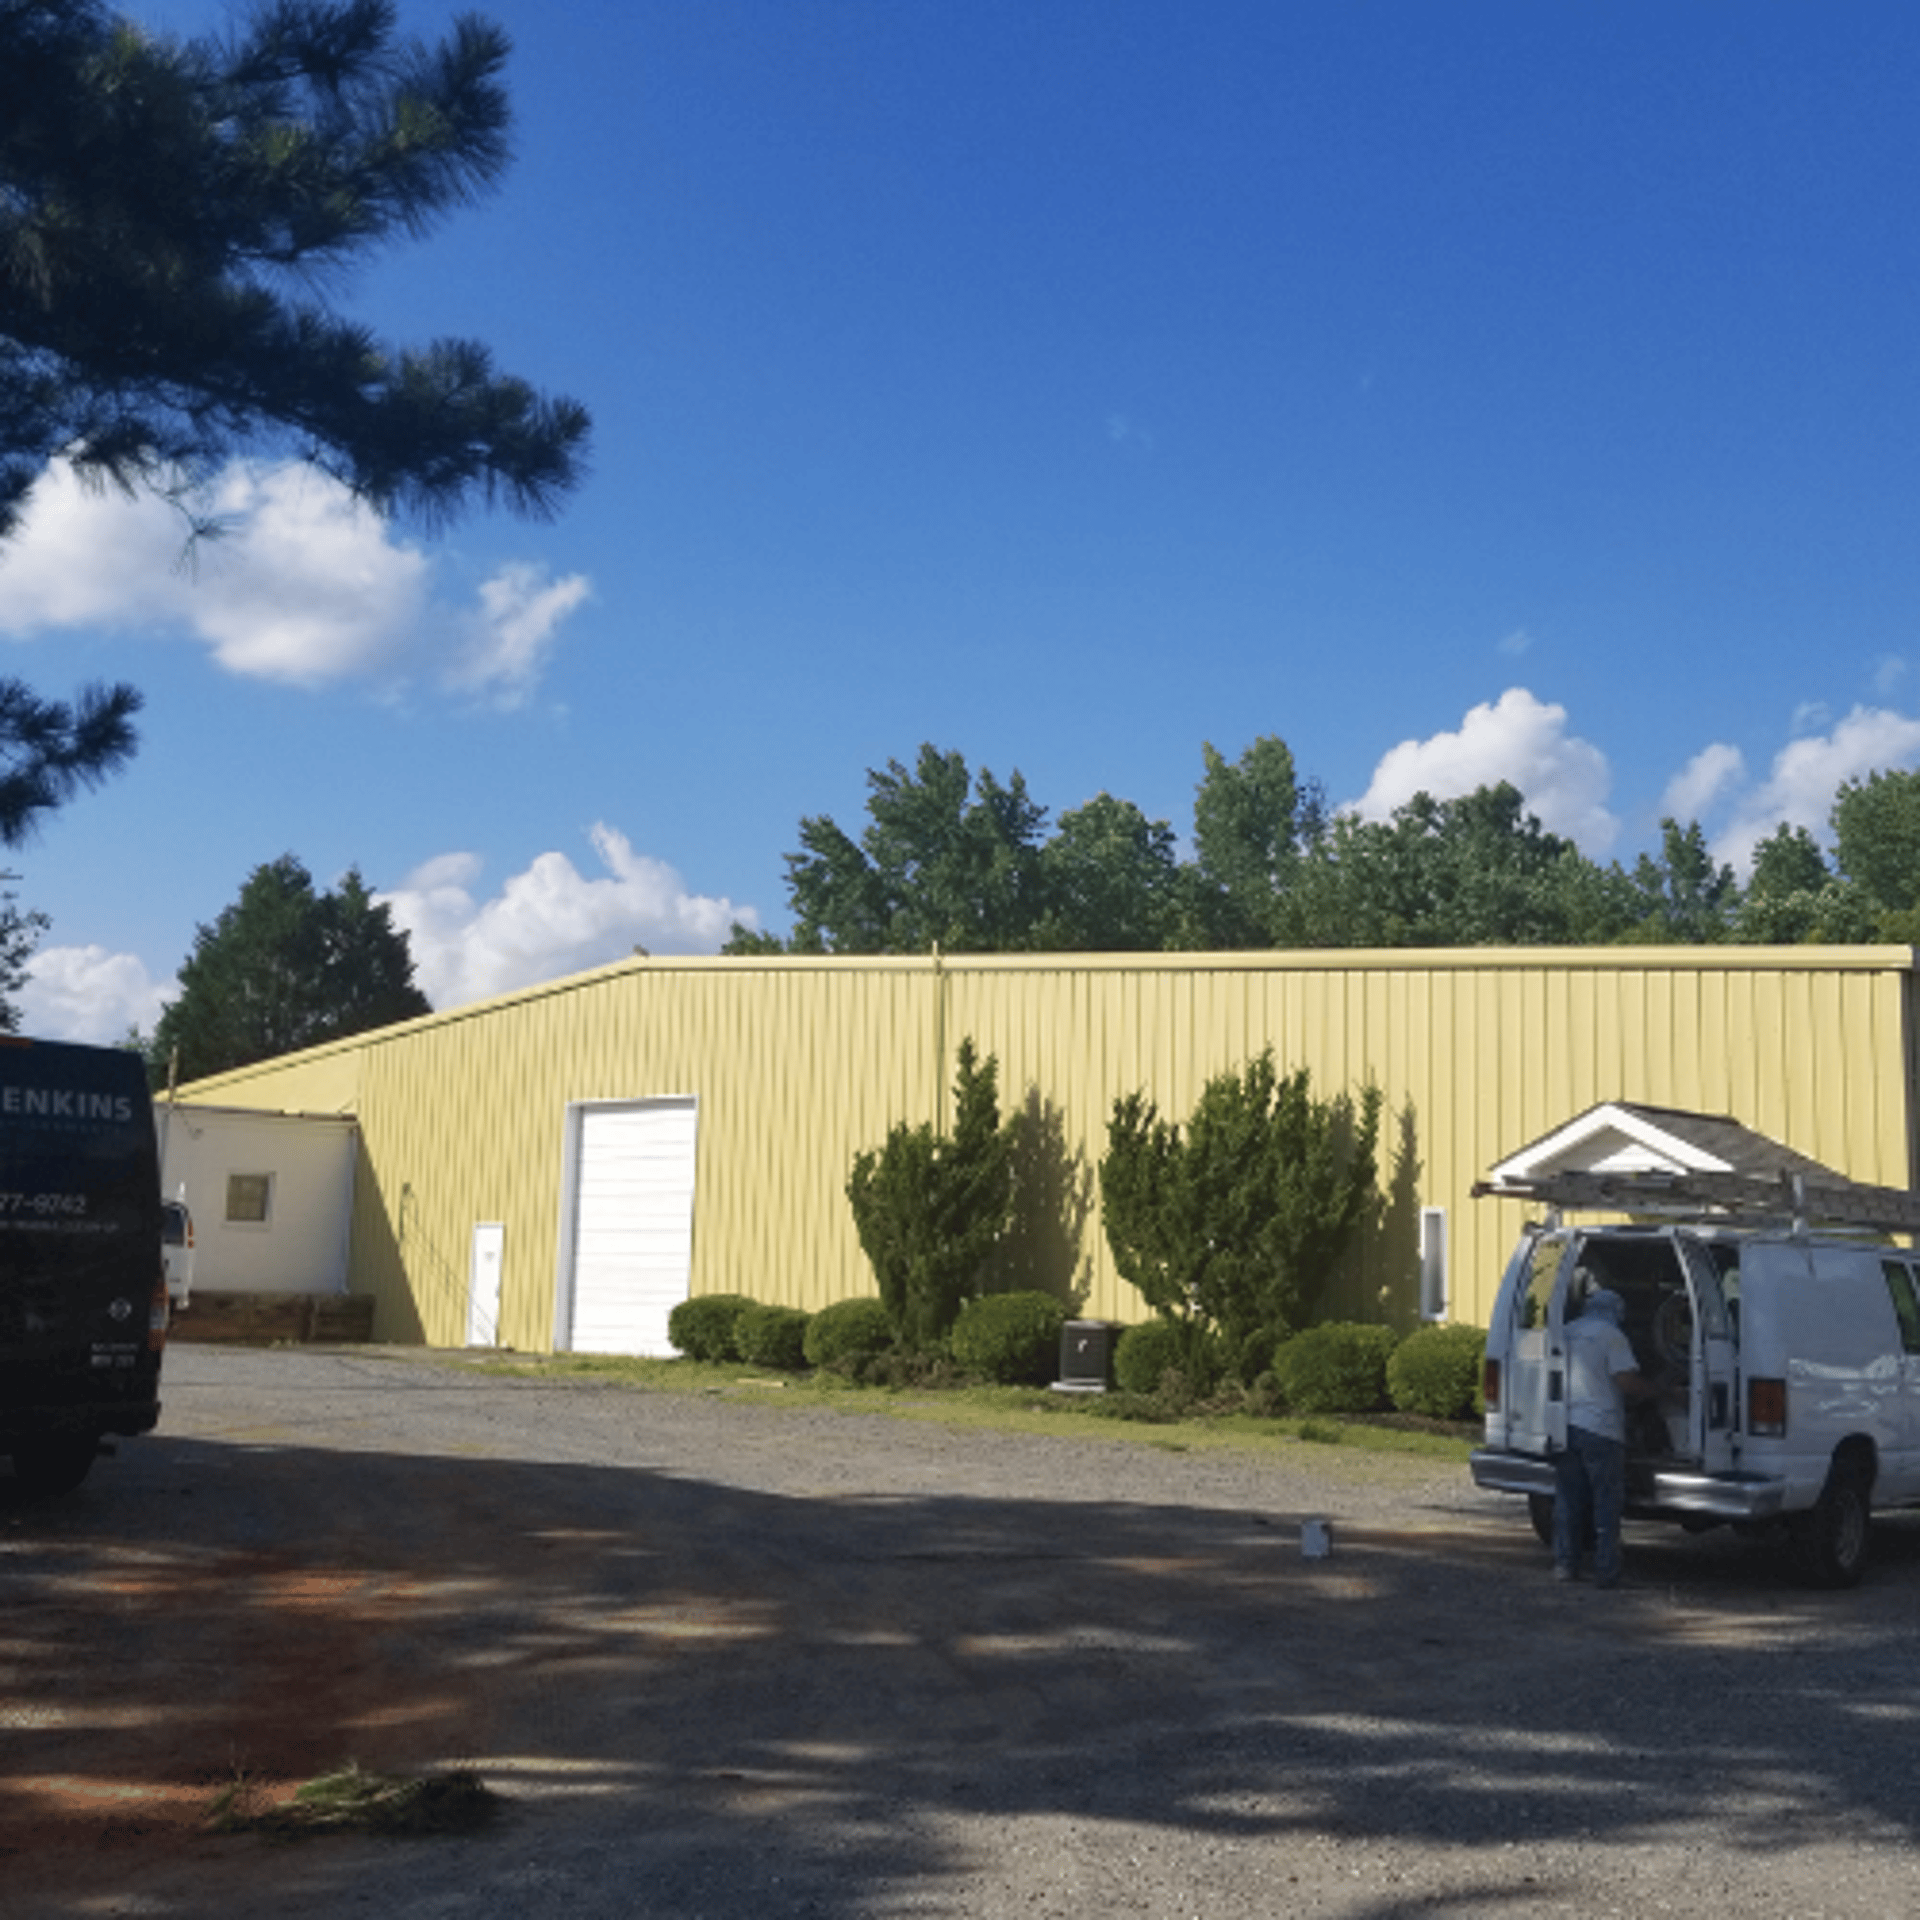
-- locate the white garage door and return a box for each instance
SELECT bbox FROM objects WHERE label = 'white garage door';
[563,1098,699,1355]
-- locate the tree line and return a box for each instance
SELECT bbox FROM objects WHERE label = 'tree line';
[724,739,1920,956]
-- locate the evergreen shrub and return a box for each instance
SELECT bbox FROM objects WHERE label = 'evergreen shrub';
[668,1293,755,1363]
[802,1297,895,1371]
[847,1038,1018,1347]
[1111,1319,1221,1397]
[1386,1322,1486,1420]
[950,1291,1067,1384]
[736,1303,811,1370]
[1273,1323,1398,1415]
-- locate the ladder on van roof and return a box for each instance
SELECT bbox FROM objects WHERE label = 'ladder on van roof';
[1471,1167,1920,1238]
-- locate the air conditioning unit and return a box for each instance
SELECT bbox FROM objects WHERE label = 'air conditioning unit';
[1053,1319,1114,1393]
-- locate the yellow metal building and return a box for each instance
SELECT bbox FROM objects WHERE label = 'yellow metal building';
[174,944,1920,1351]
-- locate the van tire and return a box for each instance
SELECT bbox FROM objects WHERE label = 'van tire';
[12,1433,99,1497]
[1790,1461,1871,1589]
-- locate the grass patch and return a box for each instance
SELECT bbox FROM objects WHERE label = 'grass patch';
[210,1763,500,1839]
[446,1349,1475,1464]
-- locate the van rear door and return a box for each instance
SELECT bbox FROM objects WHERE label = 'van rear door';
[1501,1231,1571,1457]
[1677,1236,1739,1475]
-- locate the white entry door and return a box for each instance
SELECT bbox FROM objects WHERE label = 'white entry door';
[467,1222,505,1348]
[562,1098,698,1355]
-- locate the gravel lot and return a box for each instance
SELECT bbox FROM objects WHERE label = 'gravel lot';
[4,1344,1919,1918]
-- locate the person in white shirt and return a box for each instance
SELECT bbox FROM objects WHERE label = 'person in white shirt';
[1553,1283,1664,1588]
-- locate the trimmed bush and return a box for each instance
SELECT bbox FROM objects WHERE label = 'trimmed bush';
[736,1303,811,1370]
[668,1293,756,1363]
[1113,1320,1183,1395]
[1112,1319,1224,1397]
[1386,1322,1486,1420]
[1273,1322,1398,1415]
[950,1291,1068,1385]
[803,1296,895,1371]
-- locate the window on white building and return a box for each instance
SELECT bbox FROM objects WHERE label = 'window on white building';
[225,1172,273,1226]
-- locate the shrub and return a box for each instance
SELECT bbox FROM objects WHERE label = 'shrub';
[1112,1319,1223,1398]
[668,1293,756,1363]
[847,1038,1018,1346]
[1273,1322,1398,1415]
[1231,1325,1279,1386]
[856,1346,967,1389]
[1386,1322,1486,1420]
[1101,1051,1383,1354]
[1113,1320,1183,1395]
[802,1296,895,1371]
[735,1303,811,1370]
[950,1291,1067,1385]
[1242,1369,1285,1418]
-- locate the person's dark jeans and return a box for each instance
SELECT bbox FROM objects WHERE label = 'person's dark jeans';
[1552,1424,1626,1584]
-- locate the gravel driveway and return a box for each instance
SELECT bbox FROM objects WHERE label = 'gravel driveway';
[4,1345,1918,1918]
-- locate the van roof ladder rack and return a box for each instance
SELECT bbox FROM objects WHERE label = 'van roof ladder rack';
[1471,1168,1920,1238]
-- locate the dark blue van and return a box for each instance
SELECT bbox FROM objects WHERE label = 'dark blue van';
[0,1037,166,1493]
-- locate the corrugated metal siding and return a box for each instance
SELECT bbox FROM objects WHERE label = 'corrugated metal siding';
[178,946,1918,1346]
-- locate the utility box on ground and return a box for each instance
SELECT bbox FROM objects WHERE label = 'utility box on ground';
[1054,1319,1114,1393]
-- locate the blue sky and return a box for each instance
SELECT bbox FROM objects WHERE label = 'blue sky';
[8,0,1920,1040]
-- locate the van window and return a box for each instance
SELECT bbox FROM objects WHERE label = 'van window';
[1679,1241,1733,1340]
[1518,1236,1567,1330]
[1879,1260,1920,1355]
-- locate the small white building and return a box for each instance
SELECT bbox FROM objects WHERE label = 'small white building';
[155,1101,357,1297]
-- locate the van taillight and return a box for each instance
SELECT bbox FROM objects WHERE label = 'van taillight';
[1482,1358,1501,1409]
[1748,1377,1786,1437]
[148,1276,169,1352]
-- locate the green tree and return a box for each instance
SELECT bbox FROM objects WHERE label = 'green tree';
[0,881,49,1031]
[1623,819,1738,942]
[1832,769,1920,936]
[0,677,140,847]
[1750,823,1831,898]
[1,0,589,543]
[0,1,587,840]
[846,1038,1018,1348]
[1731,823,1870,943]
[1100,1052,1382,1364]
[151,853,430,1081]
[1033,792,1181,950]
[1191,735,1318,944]
[786,746,1050,953]
[1277,784,1619,948]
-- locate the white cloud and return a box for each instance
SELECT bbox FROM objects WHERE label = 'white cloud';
[1498,628,1533,657]
[380,824,755,1008]
[19,946,174,1046]
[1346,687,1619,855]
[1873,655,1908,698]
[0,458,589,699]
[1660,742,1746,825]
[1708,705,1920,873]
[442,563,593,708]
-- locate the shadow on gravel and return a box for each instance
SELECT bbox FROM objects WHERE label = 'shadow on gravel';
[2,1407,1917,1916]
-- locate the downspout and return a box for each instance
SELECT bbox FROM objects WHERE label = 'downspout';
[157,1047,179,1174]
[931,940,946,1133]
[1905,950,1920,1241]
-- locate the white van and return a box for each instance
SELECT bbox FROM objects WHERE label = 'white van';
[1472,1215,1920,1587]
[161,1197,194,1310]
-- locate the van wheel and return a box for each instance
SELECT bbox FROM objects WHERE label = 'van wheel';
[1527,1493,1555,1546]
[12,1434,98,1497]
[1790,1462,1871,1589]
